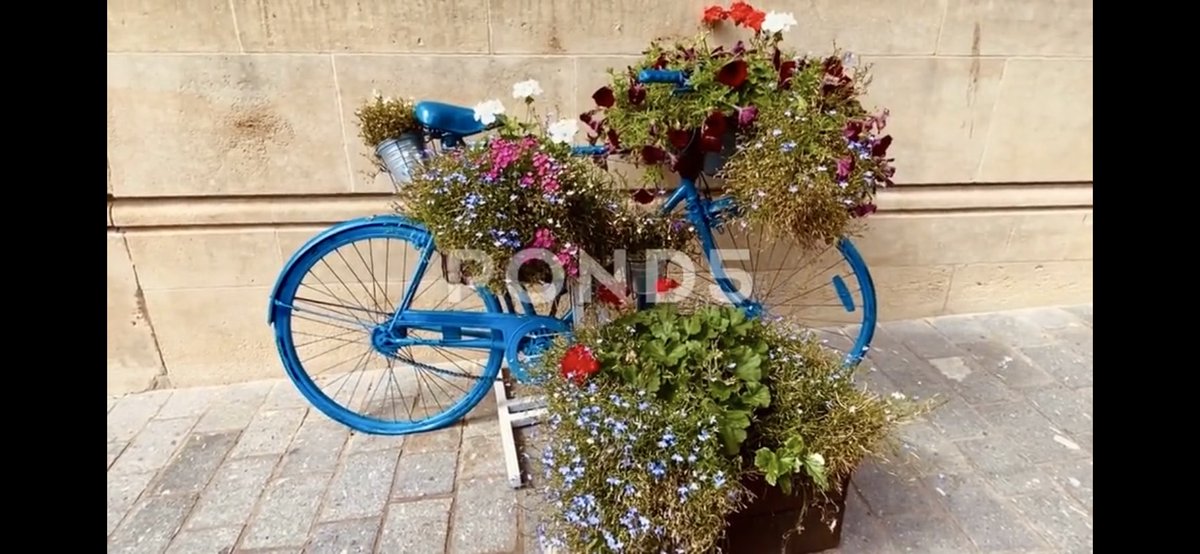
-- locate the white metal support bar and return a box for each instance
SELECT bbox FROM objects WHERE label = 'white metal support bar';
[495,379,549,489]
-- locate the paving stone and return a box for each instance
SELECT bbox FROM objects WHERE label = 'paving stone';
[973,313,1056,348]
[107,471,156,536]
[187,455,277,529]
[982,466,1056,498]
[279,415,351,476]
[851,459,941,519]
[263,380,311,410]
[974,400,1089,463]
[108,442,128,470]
[150,431,240,496]
[867,348,955,401]
[346,429,406,454]
[320,449,401,522]
[926,395,989,441]
[957,340,1055,389]
[156,386,222,419]
[458,434,506,480]
[108,390,172,442]
[1004,307,1085,330]
[1019,344,1092,389]
[402,425,463,453]
[881,320,967,359]
[894,422,973,477]
[1008,488,1093,553]
[945,365,1022,406]
[450,476,519,554]
[832,489,896,553]
[955,434,1028,474]
[193,381,273,432]
[852,365,899,396]
[392,450,459,499]
[1061,304,1092,326]
[878,512,975,554]
[462,394,499,438]
[230,408,307,459]
[241,473,332,549]
[377,497,452,553]
[926,473,1047,551]
[1041,458,1093,512]
[1024,386,1092,438]
[166,526,241,554]
[307,518,380,554]
[925,314,992,344]
[108,417,199,475]
[109,396,119,413]
[108,492,197,554]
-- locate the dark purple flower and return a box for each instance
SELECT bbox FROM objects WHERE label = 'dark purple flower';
[716,60,749,88]
[628,82,646,105]
[871,135,893,157]
[667,129,691,150]
[850,203,878,217]
[731,40,747,56]
[592,87,615,108]
[641,146,667,164]
[843,121,862,141]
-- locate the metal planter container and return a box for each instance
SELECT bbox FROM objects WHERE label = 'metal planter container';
[375,132,427,187]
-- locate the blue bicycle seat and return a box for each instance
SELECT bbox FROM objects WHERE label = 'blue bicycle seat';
[414,101,488,137]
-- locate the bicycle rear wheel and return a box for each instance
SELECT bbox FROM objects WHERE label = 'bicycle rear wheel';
[675,219,877,368]
[269,216,503,435]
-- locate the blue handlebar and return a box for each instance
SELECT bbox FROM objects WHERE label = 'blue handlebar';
[571,145,609,156]
[638,69,687,85]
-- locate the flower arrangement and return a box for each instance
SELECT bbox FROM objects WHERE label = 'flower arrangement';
[394,81,696,294]
[533,304,925,552]
[354,92,419,149]
[581,1,896,246]
[397,132,621,290]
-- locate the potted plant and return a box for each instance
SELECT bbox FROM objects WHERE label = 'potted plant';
[581,0,897,247]
[354,93,424,185]
[532,304,926,552]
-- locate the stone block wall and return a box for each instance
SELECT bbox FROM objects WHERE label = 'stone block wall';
[107,0,1093,393]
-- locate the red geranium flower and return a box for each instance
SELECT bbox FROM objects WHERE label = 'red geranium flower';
[560,344,600,385]
[656,278,681,293]
[592,86,615,108]
[703,5,728,25]
[728,1,756,24]
[743,10,766,31]
[716,59,749,88]
[596,284,626,307]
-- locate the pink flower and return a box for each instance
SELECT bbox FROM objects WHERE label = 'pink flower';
[530,228,556,249]
[737,105,758,126]
[556,246,579,277]
[836,156,855,180]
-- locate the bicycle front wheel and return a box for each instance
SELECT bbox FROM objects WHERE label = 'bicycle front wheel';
[682,223,878,367]
[269,215,503,435]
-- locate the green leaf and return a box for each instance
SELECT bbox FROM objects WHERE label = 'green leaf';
[754,448,777,473]
[734,353,763,382]
[709,379,735,401]
[804,453,829,491]
[682,315,702,337]
[783,435,806,455]
[779,475,793,495]
[665,342,688,366]
[718,409,752,454]
[643,340,667,362]
[741,382,771,408]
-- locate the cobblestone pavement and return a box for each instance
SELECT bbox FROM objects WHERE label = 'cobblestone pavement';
[107,305,1092,553]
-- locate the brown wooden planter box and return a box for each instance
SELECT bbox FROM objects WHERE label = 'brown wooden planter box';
[721,474,853,553]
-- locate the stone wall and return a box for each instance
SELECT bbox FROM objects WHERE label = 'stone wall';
[106,0,1093,393]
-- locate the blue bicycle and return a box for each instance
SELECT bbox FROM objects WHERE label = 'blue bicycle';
[267,70,878,436]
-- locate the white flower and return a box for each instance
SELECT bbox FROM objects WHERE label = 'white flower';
[511,79,544,99]
[762,11,798,34]
[547,118,579,144]
[890,391,907,400]
[472,99,506,125]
